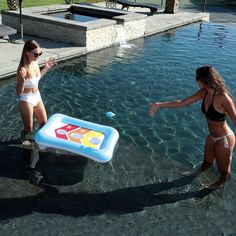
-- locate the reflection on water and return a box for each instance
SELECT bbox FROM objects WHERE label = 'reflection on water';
[197,22,229,48]
[0,22,236,234]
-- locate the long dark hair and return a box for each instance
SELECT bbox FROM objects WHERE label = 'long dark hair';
[196,65,230,95]
[17,40,40,78]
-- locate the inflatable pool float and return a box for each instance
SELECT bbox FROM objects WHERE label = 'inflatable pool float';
[34,113,119,163]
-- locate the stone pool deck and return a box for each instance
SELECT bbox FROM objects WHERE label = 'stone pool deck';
[0,3,210,81]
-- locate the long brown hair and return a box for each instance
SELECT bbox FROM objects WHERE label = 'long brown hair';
[196,65,230,95]
[17,40,40,78]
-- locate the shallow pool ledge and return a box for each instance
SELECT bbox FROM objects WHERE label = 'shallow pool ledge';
[145,11,210,37]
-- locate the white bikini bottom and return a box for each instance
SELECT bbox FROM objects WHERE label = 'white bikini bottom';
[210,132,234,149]
[19,92,41,107]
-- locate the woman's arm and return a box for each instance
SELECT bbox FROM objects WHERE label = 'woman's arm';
[149,89,204,116]
[16,67,27,96]
[41,57,56,77]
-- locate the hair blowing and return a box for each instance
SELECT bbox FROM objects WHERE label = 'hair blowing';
[17,40,40,78]
[196,65,231,96]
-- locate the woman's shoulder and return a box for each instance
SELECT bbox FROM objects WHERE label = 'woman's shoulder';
[218,92,233,105]
[217,91,231,98]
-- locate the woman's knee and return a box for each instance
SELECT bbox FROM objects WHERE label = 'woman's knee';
[215,152,232,174]
[217,160,231,174]
[34,104,47,128]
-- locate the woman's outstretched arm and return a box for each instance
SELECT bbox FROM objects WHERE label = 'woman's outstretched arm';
[149,89,205,116]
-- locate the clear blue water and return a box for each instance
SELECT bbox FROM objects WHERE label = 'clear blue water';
[0,22,236,235]
[46,11,100,22]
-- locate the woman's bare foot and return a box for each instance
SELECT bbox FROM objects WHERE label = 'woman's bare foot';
[181,169,202,177]
[203,173,229,189]
[202,182,225,190]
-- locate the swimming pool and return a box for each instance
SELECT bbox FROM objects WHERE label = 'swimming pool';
[44,5,125,22]
[0,22,236,235]
[46,10,100,22]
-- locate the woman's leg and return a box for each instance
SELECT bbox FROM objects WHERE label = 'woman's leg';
[34,99,47,128]
[182,134,215,176]
[204,134,235,189]
[30,99,46,185]
[19,101,42,184]
[19,101,34,133]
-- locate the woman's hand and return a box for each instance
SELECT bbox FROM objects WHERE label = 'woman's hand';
[45,57,56,70]
[148,102,161,116]
[19,67,27,80]
[41,57,57,76]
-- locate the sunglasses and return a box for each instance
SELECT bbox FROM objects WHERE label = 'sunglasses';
[30,51,42,57]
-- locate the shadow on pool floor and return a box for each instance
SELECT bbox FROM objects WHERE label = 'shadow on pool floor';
[0,138,88,186]
[0,175,214,221]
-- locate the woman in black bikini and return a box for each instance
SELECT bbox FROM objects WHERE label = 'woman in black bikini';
[149,66,236,189]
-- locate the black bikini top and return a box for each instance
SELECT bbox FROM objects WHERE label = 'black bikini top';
[201,89,227,122]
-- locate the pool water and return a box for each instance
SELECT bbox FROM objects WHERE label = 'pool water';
[46,10,99,22]
[0,22,236,235]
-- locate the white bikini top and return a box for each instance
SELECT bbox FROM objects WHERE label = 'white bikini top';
[24,74,41,88]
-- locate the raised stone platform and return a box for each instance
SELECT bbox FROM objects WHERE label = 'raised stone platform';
[2,4,147,52]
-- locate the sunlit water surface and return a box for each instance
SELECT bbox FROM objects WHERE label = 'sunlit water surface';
[0,22,236,235]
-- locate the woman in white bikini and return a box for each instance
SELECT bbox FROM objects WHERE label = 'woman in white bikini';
[16,40,56,143]
[149,66,236,189]
[16,40,56,184]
